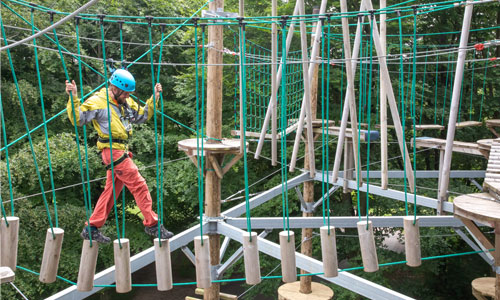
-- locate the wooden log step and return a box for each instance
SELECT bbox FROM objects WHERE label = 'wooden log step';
[413,124,445,130]
[486,119,500,127]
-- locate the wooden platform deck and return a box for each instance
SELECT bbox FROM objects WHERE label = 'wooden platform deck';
[412,137,484,157]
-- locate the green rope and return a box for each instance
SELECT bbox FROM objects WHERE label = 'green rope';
[75,17,95,247]
[118,21,126,239]
[468,49,476,121]
[147,18,162,244]
[0,16,56,237]
[478,49,490,121]
[355,14,363,221]
[419,49,428,125]
[279,17,290,239]
[433,53,439,124]
[99,17,122,247]
[239,20,252,239]
[441,53,453,125]
[396,10,409,216]
[411,7,418,221]
[194,21,204,243]
[157,24,167,234]
[365,13,375,227]
[32,11,59,229]
[0,94,14,216]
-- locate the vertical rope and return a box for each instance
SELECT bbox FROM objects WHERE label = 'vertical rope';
[194,19,204,244]
[98,15,122,247]
[397,11,404,115]
[239,18,252,239]
[157,24,166,233]
[147,17,161,244]
[419,49,428,125]
[118,20,126,239]
[355,14,363,221]
[75,16,95,246]
[32,10,59,229]
[433,51,439,124]
[0,16,56,237]
[411,7,418,221]
[279,16,290,239]
[365,12,375,226]
[320,16,327,227]
[478,49,489,121]
[468,49,476,121]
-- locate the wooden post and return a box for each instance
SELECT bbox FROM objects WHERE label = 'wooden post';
[343,139,354,193]
[320,226,338,278]
[271,0,278,166]
[254,2,301,160]
[195,235,212,289]
[357,221,379,272]
[154,239,173,291]
[332,0,364,185]
[364,0,416,192]
[39,228,64,283]
[242,232,261,285]
[437,2,474,215]
[404,217,421,267]
[205,0,224,298]
[114,239,131,293]
[280,231,297,283]
[289,0,328,176]
[0,216,19,271]
[77,240,99,291]
[299,5,320,294]
[380,0,388,190]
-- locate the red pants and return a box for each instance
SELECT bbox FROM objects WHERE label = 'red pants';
[88,148,158,228]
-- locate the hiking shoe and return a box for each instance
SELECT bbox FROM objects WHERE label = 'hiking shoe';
[80,226,111,244]
[145,224,174,239]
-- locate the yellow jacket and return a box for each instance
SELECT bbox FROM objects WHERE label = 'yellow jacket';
[67,88,157,150]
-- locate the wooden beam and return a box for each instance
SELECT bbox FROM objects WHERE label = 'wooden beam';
[208,155,224,179]
[380,0,388,190]
[457,216,494,256]
[222,154,243,175]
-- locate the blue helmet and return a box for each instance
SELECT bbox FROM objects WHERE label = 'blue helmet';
[109,69,135,92]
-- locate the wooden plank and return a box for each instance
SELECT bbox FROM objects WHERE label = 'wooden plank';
[453,193,500,225]
[456,121,482,128]
[486,119,500,127]
[456,216,494,256]
[414,124,445,131]
[412,137,483,156]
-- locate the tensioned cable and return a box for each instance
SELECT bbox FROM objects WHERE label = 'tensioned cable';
[411,7,418,222]
[194,20,204,243]
[0,0,98,51]
[0,16,57,237]
[99,16,122,247]
[75,16,95,246]
[32,9,59,229]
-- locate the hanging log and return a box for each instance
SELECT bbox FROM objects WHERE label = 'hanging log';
[0,216,19,271]
[114,239,131,293]
[154,238,173,291]
[357,221,379,272]
[320,226,338,278]
[243,232,261,285]
[77,240,99,291]
[39,228,64,283]
[404,216,421,267]
[279,231,297,283]
[194,235,211,288]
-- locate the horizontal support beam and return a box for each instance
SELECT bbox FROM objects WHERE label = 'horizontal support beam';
[347,170,486,179]
[218,223,414,300]
[223,172,310,217]
[226,216,463,229]
[318,174,454,214]
[47,224,206,300]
